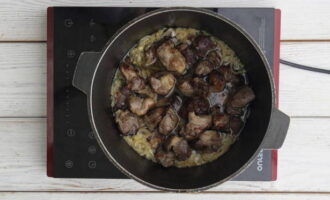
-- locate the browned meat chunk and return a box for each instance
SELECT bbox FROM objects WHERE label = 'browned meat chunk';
[218,65,243,85]
[157,41,187,74]
[146,131,165,149]
[190,97,210,115]
[195,60,213,76]
[213,113,230,130]
[177,43,188,51]
[193,35,216,57]
[178,79,194,96]
[226,104,242,116]
[230,117,243,135]
[180,97,210,119]
[164,136,191,161]
[206,50,222,67]
[144,107,166,130]
[150,73,176,96]
[178,44,197,67]
[136,85,157,100]
[155,147,175,167]
[230,86,255,108]
[115,110,140,136]
[128,95,155,116]
[128,76,145,91]
[119,62,138,81]
[114,87,131,110]
[193,130,222,153]
[208,70,226,92]
[183,112,212,140]
[144,45,157,66]
[158,108,179,135]
[119,62,145,91]
[193,77,209,98]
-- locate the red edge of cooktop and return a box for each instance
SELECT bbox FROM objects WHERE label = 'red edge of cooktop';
[46,8,282,180]
[47,7,54,177]
[271,8,281,181]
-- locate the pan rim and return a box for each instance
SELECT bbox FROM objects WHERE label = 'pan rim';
[88,7,275,192]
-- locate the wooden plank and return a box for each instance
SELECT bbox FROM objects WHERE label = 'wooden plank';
[0,117,329,192]
[0,0,330,41]
[0,42,329,117]
[0,43,46,117]
[1,192,330,200]
[279,42,330,116]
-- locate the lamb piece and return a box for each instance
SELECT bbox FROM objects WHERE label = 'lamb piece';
[155,147,175,167]
[158,108,179,135]
[178,79,194,96]
[193,35,216,57]
[230,86,255,108]
[208,70,226,92]
[147,131,165,149]
[177,43,188,51]
[115,110,140,136]
[193,130,222,153]
[164,136,191,161]
[226,104,242,116]
[206,50,222,67]
[190,97,210,115]
[195,60,213,76]
[179,97,210,119]
[157,40,187,74]
[213,113,230,130]
[183,112,212,140]
[218,65,243,85]
[144,45,157,66]
[128,95,155,116]
[119,62,145,91]
[193,77,210,98]
[114,87,131,110]
[136,85,157,100]
[178,44,198,67]
[119,62,140,81]
[230,117,243,135]
[128,76,145,91]
[150,73,176,96]
[144,107,166,130]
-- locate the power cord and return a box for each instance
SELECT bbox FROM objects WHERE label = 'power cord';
[280,59,330,74]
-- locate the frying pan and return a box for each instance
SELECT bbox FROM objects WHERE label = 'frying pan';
[72,7,290,192]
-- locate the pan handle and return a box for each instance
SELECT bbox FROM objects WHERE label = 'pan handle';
[72,52,102,94]
[261,108,290,150]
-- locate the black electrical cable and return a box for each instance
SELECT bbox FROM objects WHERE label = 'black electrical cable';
[280,59,330,74]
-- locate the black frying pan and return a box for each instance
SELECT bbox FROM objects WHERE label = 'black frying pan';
[72,7,290,192]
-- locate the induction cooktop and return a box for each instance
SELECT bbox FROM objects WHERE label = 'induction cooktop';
[47,7,281,181]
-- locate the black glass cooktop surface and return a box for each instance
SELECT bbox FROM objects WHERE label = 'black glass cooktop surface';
[47,7,280,181]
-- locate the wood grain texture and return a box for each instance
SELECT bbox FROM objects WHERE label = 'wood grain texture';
[0,42,329,117]
[0,117,329,192]
[0,0,330,41]
[279,42,330,116]
[0,43,46,117]
[1,192,330,200]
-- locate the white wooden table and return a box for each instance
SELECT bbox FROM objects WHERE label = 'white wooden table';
[0,0,330,199]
